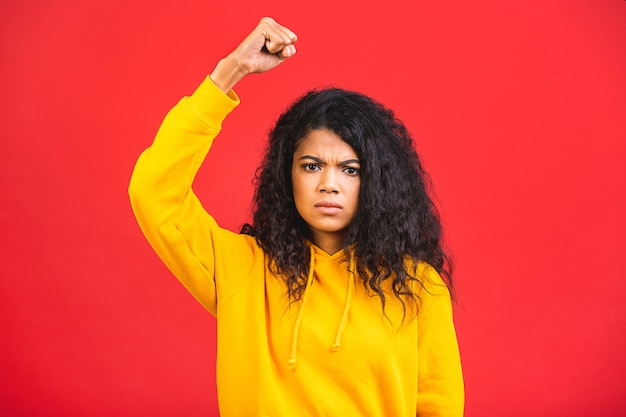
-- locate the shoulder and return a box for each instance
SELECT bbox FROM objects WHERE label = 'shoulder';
[408,261,450,297]
[409,262,453,322]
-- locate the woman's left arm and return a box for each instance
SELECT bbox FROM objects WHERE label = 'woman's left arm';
[416,266,465,416]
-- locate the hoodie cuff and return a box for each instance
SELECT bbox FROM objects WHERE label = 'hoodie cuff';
[186,75,240,129]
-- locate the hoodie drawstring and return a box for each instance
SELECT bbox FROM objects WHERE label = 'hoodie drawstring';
[288,248,356,370]
[288,247,316,371]
[331,258,355,351]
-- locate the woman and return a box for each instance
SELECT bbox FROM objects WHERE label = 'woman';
[129,17,464,417]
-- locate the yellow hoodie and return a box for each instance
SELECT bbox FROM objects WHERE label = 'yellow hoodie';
[129,76,464,417]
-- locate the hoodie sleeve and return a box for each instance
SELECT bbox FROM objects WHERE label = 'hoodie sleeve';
[416,265,465,417]
[128,76,240,315]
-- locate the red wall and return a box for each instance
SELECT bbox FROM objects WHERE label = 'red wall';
[1,1,625,416]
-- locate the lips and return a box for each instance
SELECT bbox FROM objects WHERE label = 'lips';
[314,201,343,215]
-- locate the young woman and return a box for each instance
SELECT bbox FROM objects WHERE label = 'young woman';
[129,17,464,417]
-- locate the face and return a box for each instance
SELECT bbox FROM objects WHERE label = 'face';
[291,129,361,254]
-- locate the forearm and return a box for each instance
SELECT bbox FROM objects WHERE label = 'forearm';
[129,79,236,219]
[210,55,249,94]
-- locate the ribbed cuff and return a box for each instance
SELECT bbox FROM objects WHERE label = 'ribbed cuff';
[186,75,240,129]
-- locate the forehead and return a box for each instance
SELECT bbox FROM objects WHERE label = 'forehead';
[294,129,358,158]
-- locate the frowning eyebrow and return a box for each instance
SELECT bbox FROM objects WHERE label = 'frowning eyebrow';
[298,155,360,165]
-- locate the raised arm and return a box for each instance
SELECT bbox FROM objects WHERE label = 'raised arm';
[128,18,297,313]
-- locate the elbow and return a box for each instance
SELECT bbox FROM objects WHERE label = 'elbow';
[128,160,153,216]
[128,169,143,208]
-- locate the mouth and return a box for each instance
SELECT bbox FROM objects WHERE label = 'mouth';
[314,201,343,214]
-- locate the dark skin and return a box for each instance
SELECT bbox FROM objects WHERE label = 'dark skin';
[210,17,298,93]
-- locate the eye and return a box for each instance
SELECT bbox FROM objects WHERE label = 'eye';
[303,163,321,172]
[342,166,360,176]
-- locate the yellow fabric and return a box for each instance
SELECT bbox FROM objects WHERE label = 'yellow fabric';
[129,76,465,417]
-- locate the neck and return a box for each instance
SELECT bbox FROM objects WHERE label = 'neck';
[310,231,345,255]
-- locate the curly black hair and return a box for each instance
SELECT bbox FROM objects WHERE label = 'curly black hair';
[241,87,453,317]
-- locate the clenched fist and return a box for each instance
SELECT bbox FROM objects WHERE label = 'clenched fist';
[211,17,298,93]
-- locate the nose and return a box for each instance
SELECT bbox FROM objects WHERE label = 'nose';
[318,169,339,193]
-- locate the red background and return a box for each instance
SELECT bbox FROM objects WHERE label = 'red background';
[1,1,625,416]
